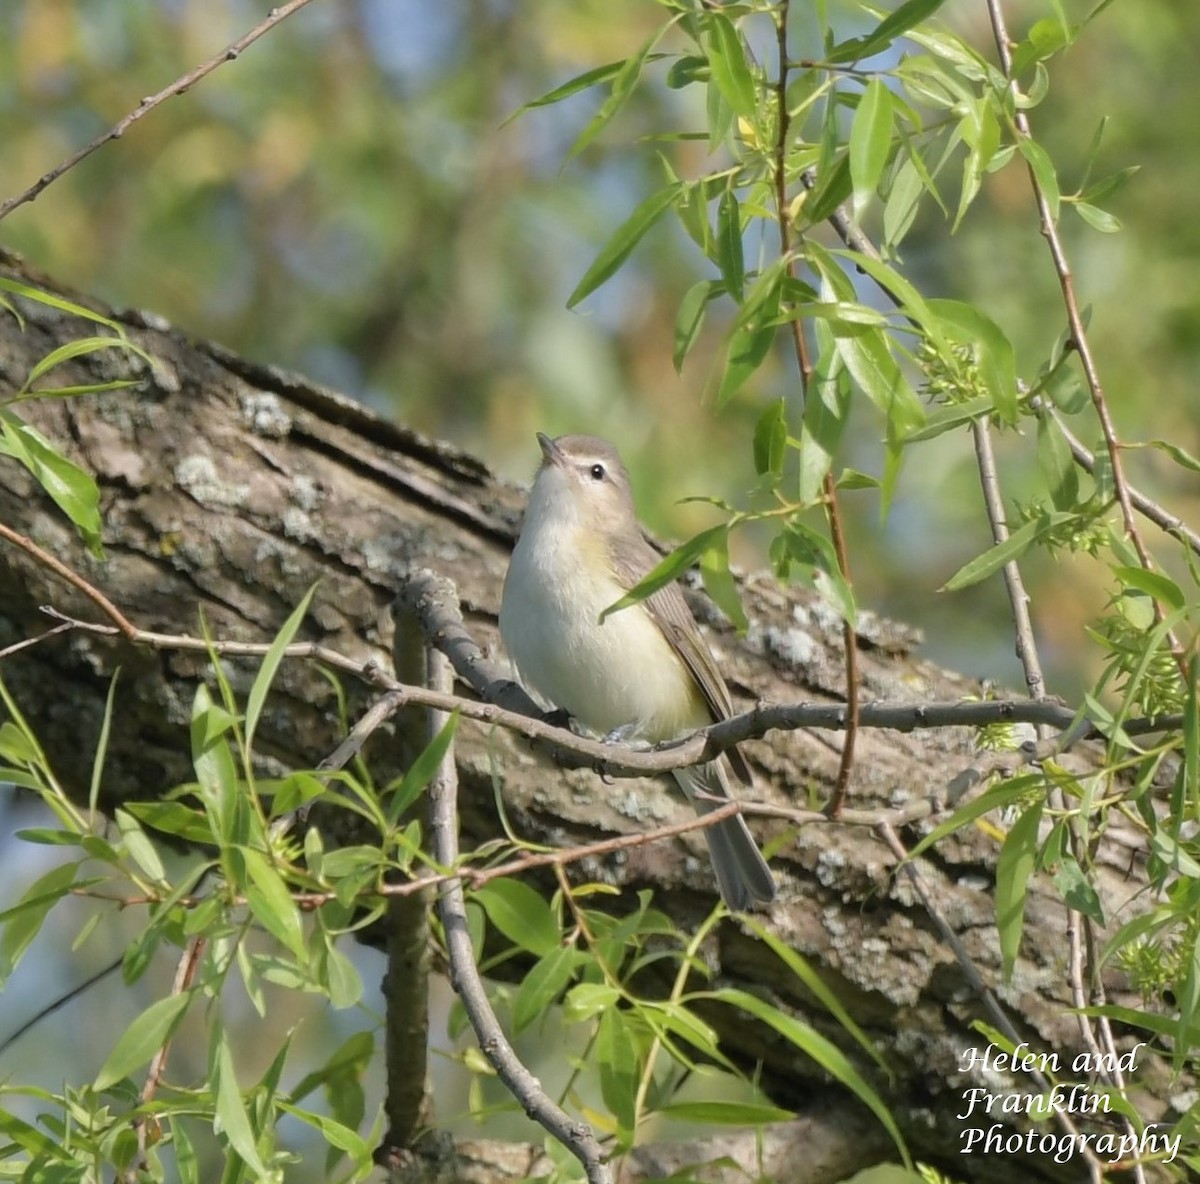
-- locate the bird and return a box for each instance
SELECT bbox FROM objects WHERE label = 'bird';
[499,432,776,910]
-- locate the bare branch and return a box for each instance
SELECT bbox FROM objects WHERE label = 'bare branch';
[0,525,137,636]
[425,644,612,1184]
[772,0,861,815]
[875,821,1106,1184]
[1031,397,1200,559]
[983,0,1185,675]
[0,0,321,223]
[971,422,1048,702]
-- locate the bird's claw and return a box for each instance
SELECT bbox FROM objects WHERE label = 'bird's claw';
[602,722,647,748]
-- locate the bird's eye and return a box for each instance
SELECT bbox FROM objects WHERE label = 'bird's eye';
[588,463,606,481]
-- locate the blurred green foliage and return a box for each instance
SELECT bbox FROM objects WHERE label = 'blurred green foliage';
[1,0,1197,690]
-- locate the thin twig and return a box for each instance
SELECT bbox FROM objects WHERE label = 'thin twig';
[426,644,612,1184]
[0,618,76,660]
[983,0,1184,677]
[0,525,137,636]
[774,0,860,817]
[132,936,206,1178]
[1031,397,1200,558]
[971,420,1047,701]
[0,0,320,223]
[876,821,1106,1184]
[982,13,1165,1174]
[0,955,122,1056]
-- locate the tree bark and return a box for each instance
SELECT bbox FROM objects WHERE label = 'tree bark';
[0,248,1167,1182]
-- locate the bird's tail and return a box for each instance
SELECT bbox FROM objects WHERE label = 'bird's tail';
[674,760,776,911]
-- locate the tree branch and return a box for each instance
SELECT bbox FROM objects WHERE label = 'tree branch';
[0,0,321,223]
[425,643,612,1184]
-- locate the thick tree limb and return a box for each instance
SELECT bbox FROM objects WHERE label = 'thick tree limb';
[0,250,1175,1182]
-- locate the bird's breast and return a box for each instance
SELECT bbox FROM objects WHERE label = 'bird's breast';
[500,522,707,740]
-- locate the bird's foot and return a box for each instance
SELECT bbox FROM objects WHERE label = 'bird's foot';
[542,707,575,729]
[602,722,650,749]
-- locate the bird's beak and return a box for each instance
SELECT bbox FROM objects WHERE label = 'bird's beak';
[537,432,566,470]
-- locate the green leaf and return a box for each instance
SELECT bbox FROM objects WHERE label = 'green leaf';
[705,13,757,119]
[566,29,671,161]
[190,684,241,847]
[769,520,857,625]
[996,799,1044,981]
[823,245,946,354]
[318,940,364,1008]
[242,847,307,959]
[673,280,717,372]
[805,151,854,225]
[567,182,682,308]
[831,324,924,437]
[386,711,459,827]
[563,981,621,1022]
[89,670,120,816]
[828,0,948,64]
[475,879,560,957]
[800,329,852,503]
[115,808,167,884]
[0,860,80,984]
[1017,136,1060,221]
[508,59,627,118]
[277,1102,372,1161]
[640,998,724,1061]
[513,944,586,1033]
[883,154,926,249]
[0,1109,61,1157]
[600,524,728,622]
[666,55,709,90]
[21,335,145,391]
[699,531,747,633]
[902,396,993,442]
[1079,163,1139,207]
[906,774,1044,860]
[713,988,910,1165]
[849,78,894,220]
[1036,413,1079,510]
[245,584,317,751]
[955,96,1001,228]
[752,398,787,482]
[715,189,744,302]
[93,992,192,1089]
[290,1029,375,1104]
[1073,201,1121,233]
[1052,856,1105,925]
[941,512,1076,592]
[657,1100,795,1125]
[0,276,124,331]
[171,1118,199,1184]
[747,920,889,1074]
[717,322,775,407]
[1134,438,1200,474]
[1111,565,1186,613]
[1149,830,1200,880]
[925,299,1017,425]
[212,1033,270,1174]
[0,412,103,551]
[125,799,214,844]
[597,1006,639,1137]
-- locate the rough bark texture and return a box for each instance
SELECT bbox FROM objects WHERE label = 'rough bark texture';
[0,249,1169,1182]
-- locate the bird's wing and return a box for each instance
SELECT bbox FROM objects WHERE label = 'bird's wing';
[608,531,754,786]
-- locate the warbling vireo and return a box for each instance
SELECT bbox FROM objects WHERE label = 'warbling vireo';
[499,432,776,910]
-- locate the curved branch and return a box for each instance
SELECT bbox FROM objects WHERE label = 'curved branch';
[424,644,612,1184]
